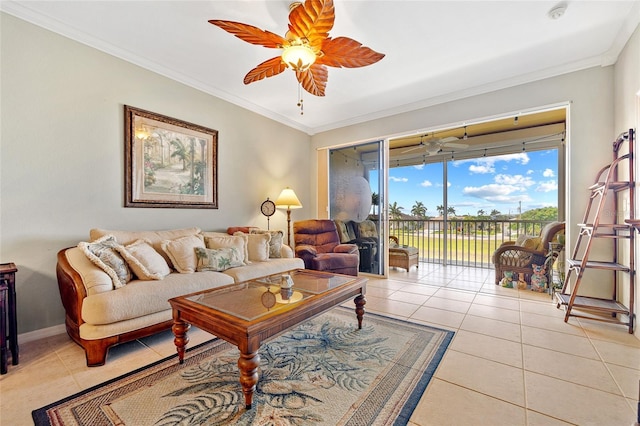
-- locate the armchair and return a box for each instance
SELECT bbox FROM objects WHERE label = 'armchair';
[334,219,377,272]
[293,219,360,276]
[492,221,565,285]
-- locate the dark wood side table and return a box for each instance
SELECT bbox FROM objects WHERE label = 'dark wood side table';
[0,263,18,374]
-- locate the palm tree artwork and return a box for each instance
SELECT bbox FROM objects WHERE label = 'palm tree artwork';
[141,129,208,195]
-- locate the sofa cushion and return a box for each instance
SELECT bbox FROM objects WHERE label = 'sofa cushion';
[160,234,205,274]
[81,272,234,325]
[203,233,249,265]
[195,247,244,272]
[237,232,270,262]
[221,257,304,283]
[250,229,284,258]
[79,235,131,289]
[90,227,201,269]
[116,239,171,280]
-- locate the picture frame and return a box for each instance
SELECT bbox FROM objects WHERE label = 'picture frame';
[124,105,218,209]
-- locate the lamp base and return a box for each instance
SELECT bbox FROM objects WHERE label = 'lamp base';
[286,209,292,246]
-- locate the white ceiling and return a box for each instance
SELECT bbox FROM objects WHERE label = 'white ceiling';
[3,1,639,135]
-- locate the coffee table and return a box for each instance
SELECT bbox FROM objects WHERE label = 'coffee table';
[169,269,367,409]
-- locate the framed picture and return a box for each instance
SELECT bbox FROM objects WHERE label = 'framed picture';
[124,105,218,209]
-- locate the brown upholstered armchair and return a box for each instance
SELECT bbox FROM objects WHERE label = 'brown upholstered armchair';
[293,219,360,276]
[492,221,565,284]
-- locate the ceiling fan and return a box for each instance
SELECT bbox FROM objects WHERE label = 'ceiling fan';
[209,0,385,97]
[402,136,469,155]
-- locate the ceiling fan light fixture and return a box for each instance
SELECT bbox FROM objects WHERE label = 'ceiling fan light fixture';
[282,43,316,71]
[427,141,441,155]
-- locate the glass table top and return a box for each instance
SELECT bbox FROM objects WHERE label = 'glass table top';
[186,270,356,321]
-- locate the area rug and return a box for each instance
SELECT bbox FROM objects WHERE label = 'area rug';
[33,308,453,426]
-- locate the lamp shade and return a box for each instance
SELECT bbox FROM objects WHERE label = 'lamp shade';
[275,187,302,209]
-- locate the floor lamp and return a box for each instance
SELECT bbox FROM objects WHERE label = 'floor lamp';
[275,187,302,246]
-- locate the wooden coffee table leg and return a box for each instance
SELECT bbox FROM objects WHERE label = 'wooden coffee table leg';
[354,293,366,329]
[238,350,260,409]
[172,319,191,364]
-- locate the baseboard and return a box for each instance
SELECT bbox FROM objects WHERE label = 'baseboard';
[19,324,67,344]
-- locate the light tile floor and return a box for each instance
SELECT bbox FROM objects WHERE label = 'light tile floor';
[1,265,639,425]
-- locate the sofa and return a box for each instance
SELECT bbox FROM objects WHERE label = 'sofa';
[56,226,304,366]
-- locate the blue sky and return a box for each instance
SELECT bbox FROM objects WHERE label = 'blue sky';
[374,149,559,217]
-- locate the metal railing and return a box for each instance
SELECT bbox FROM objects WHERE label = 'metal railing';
[388,219,554,268]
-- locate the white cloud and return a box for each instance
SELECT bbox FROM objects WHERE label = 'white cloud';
[456,153,531,176]
[495,174,535,187]
[463,183,533,203]
[469,164,495,174]
[527,169,534,175]
[536,180,558,192]
[455,152,530,168]
[494,153,530,165]
[420,180,433,187]
[413,164,424,170]
[390,176,408,182]
[543,168,555,177]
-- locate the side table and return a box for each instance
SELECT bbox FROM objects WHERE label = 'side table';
[356,241,375,273]
[0,263,18,374]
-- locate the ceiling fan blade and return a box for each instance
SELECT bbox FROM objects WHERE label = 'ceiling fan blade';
[401,144,425,154]
[244,57,287,85]
[288,0,334,49]
[297,64,328,96]
[209,20,286,48]
[317,37,385,68]
[440,136,459,143]
[443,142,469,149]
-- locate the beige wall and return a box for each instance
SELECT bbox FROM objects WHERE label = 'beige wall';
[613,24,640,338]
[0,14,311,333]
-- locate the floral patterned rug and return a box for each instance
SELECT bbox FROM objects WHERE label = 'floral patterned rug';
[33,308,453,425]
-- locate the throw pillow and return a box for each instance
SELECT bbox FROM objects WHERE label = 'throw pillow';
[236,231,271,262]
[515,235,541,251]
[249,229,284,258]
[204,234,248,264]
[79,235,131,289]
[116,239,171,280]
[160,234,205,274]
[195,247,244,272]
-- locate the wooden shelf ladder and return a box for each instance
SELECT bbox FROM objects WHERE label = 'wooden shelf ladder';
[555,129,635,333]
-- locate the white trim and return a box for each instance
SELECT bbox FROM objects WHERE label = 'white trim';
[18,324,66,345]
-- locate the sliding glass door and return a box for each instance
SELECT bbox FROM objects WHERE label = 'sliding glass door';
[328,140,385,276]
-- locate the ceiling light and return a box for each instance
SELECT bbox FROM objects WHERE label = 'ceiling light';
[463,126,468,140]
[281,42,316,71]
[548,4,567,20]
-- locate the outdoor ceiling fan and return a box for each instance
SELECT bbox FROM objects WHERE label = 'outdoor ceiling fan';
[402,136,469,155]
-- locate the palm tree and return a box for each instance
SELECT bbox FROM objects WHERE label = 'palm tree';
[411,201,427,218]
[371,193,380,216]
[389,202,404,219]
[389,202,404,233]
[477,209,486,217]
[447,206,457,217]
[170,139,189,171]
[436,205,444,217]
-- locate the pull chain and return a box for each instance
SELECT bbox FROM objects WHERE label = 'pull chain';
[296,82,304,115]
